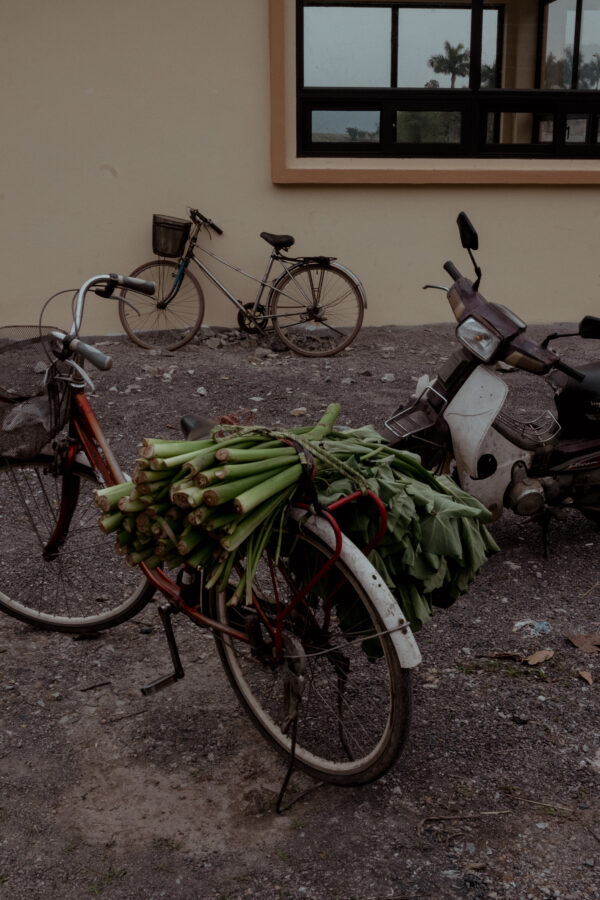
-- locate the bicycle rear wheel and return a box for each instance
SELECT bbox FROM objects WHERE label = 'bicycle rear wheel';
[269,262,365,357]
[119,260,205,351]
[0,456,154,632]
[210,515,411,785]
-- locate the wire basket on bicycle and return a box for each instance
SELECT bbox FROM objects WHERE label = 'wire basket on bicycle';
[0,326,70,458]
[152,214,191,258]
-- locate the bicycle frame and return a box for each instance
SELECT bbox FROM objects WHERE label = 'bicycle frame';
[163,223,329,326]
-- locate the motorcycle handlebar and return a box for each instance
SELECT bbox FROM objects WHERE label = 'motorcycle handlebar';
[443,260,463,282]
[554,359,585,382]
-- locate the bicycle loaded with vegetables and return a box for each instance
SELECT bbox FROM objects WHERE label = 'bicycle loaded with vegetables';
[119,207,366,357]
[0,269,497,794]
[0,270,424,790]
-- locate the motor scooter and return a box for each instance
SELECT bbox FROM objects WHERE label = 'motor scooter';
[385,213,600,548]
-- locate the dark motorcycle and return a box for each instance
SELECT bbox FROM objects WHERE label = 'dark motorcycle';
[385,212,600,544]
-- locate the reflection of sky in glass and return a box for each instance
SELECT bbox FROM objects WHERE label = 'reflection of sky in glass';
[311,110,380,141]
[398,9,471,87]
[305,6,498,90]
[481,10,499,84]
[304,7,391,86]
[581,5,600,87]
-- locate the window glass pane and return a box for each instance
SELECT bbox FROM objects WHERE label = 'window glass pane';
[486,112,553,144]
[566,114,590,140]
[397,8,470,88]
[579,1,600,87]
[304,7,391,87]
[542,0,577,88]
[311,110,381,143]
[481,8,500,87]
[396,110,461,142]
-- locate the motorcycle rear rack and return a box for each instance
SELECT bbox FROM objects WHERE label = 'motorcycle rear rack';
[384,384,447,439]
[493,408,561,451]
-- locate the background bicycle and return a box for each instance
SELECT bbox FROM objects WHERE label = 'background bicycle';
[120,207,366,357]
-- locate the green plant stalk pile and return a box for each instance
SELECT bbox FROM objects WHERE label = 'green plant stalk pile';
[95,403,497,630]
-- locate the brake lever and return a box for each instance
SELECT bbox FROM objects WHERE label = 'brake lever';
[423,284,450,292]
[113,293,140,316]
[49,359,95,391]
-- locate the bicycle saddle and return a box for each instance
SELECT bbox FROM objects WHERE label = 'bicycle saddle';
[260,232,295,251]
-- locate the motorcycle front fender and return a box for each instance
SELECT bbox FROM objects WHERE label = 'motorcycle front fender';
[443,366,508,476]
[443,366,531,519]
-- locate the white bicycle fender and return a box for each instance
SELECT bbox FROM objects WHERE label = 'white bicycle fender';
[289,508,421,669]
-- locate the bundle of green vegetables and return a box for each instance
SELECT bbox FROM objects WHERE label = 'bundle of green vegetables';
[95,403,497,631]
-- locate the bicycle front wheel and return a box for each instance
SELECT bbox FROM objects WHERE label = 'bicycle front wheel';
[119,260,205,351]
[269,262,365,357]
[210,515,411,785]
[0,456,154,632]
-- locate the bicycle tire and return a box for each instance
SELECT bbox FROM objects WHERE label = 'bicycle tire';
[119,260,205,351]
[269,262,365,357]
[0,455,155,633]
[210,514,411,785]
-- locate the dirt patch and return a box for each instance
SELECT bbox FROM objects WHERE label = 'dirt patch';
[1,322,600,899]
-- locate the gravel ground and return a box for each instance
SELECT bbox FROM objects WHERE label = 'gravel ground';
[1,321,600,900]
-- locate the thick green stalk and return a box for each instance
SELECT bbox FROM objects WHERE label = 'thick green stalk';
[214,455,298,481]
[141,438,213,459]
[221,489,290,552]
[177,527,206,556]
[171,485,207,508]
[233,464,303,515]
[202,469,287,508]
[118,496,147,514]
[215,446,298,463]
[94,481,134,512]
[303,403,341,441]
[98,511,124,534]
[150,448,212,471]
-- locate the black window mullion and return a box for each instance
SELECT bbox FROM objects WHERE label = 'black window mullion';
[391,6,398,87]
[470,0,483,91]
[572,0,583,89]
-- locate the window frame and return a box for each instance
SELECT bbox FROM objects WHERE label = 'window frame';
[296,0,600,159]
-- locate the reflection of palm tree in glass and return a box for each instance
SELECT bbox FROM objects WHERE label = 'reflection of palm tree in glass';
[582,52,600,89]
[544,48,573,88]
[481,63,496,88]
[428,41,470,88]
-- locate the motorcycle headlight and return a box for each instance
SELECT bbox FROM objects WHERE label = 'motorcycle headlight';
[456,316,501,362]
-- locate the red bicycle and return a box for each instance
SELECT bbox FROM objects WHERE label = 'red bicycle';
[0,273,420,789]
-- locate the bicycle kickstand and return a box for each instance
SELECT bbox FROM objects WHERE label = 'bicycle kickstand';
[140,601,185,696]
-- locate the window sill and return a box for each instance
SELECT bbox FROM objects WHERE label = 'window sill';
[271,154,600,185]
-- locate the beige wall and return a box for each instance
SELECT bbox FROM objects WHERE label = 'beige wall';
[1,0,600,338]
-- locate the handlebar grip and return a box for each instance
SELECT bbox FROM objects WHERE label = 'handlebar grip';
[443,260,463,282]
[555,359,585,382]
[190,208,223,235]
[116,275,155,295]
[67,337,113,371]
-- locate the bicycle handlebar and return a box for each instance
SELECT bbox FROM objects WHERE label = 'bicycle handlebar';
[95,273,155,297]
[64,336,113,371]
[71,273,155,337]
[189,207,223,235]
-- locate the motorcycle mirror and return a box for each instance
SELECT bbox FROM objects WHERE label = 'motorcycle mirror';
[457,212,482,290]
[457,212,479,251]
[579,315,600,339]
